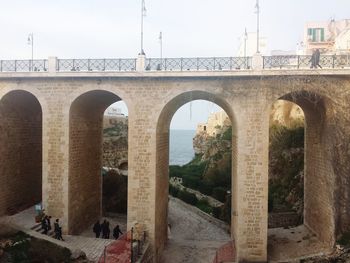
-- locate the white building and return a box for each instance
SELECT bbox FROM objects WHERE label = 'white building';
[237,31,268,57]
[301,19,350,55]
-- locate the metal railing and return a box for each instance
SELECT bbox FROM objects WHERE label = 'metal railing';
[263,55,350,69]
[145,57,251,71]
[98,228,147,263]
[1,55,350,73]
[57,58,137,72]
[0,59,48,72]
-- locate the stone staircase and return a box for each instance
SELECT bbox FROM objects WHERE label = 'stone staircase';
[30,223,55,238]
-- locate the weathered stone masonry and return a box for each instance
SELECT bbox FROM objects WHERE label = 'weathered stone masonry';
[0,71,349,262]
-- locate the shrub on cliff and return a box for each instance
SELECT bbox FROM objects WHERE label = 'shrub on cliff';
[212,187,227,203]
[103,170,127,214]
[269,122,304,213]
[169,184,179,197]
[177,189,198,205]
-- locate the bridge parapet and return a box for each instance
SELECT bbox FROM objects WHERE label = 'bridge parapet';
[0,59,48,72]
[263,54,350,69]
[0,54,349,73]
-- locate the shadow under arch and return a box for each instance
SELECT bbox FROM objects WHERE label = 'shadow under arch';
[155,90,237,258]
[68,89,125,234]
[0,90,43,216]
[268,90,334,259]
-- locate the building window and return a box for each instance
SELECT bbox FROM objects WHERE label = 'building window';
[307,28,325,42]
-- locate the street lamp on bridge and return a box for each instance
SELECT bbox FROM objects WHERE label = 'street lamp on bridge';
[140,0,147,55]
[255,0,260,54]
[27,33,34,71]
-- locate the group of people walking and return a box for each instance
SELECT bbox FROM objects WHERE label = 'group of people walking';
[93,220,123,240]
[41,215,64,241]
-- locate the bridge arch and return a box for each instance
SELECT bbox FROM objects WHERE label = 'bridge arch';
[155,90,237,258]
[268,90,335,258]
[0,90,42,216]
[68,89,128,234]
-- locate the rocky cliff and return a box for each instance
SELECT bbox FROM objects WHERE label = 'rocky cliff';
[102,115,128,170]
[192,101,305,220]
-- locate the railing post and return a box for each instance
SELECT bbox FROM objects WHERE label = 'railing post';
[48,57,58,73]
[297,56,300,69]
[180,58,183,71]
[0,60,2,72]
[196,57,199,70]
[230,57,233,70]
[213,57,216,70]
[136,55,146,71]
[332,55,335,68]
[252,53,263,70]
[15,60,17,72]
[88,59,90,71]
[164,58,167,70]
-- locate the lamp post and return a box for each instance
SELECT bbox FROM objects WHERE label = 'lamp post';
[159,31,163,69]
[140,0,146,55]
[244,28,248,58]
[255,0,260,54]
[27,33,34,71]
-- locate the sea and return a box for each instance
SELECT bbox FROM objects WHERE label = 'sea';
[169,130,196,166]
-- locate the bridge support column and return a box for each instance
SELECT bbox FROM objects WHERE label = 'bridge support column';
[232,105,269,262]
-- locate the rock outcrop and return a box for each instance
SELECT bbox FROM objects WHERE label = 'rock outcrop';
[102,114,128,170]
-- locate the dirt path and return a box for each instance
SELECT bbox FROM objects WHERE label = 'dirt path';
[161,197,231,263]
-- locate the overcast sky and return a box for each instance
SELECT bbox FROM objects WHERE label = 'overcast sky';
[1,0,349,129]
[1,0,349,59]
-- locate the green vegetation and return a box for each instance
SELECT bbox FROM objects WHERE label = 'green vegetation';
[103,122,128,137]
[169,126,232,223]
[103,170,127,214]
[269,122,304,213]
[0,231,73,262]
[169,184,214,214]
[169,120,305,224]
[337,232,350,247]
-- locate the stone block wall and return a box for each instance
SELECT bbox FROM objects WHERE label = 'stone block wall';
[268,212,301,228]
[0,90,42,215]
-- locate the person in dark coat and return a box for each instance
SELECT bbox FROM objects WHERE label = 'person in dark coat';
[310,49,322,69]
[101,220,108,239]
[93,221,101,238]
[310,50,316,68]
[106,221,111,239]
[41,216,48,235]
[113,225,123,240]
[315,49,322,68]
[54,219,64,241]
[46,216,52,232]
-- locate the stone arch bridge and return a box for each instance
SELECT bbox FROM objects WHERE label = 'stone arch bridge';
[0,56,350,262]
